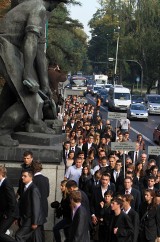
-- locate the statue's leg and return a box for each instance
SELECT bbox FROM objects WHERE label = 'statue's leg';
[0,83,17,118]
[0,101,28,146]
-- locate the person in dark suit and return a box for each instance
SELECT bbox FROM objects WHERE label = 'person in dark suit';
[109,197,134,242]
[82,135,97,159]
[0,166,18,242]
[119,177,141,212]
[122,194,140,242]
[70,139,81,159]
[15,170,46,242]
[69,190,90,242]
[63,141,71,165]
[138,189,160,242]
[17,150,34,199]
[66,117,77,130]
[110,160,124,193]
[128,143,143,165]
[32,161,50,242]
[91,173,115,226]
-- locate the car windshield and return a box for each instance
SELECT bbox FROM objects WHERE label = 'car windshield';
[94,86,102,91]
[71,79,87,87]
[114,93,130,100]
[100,90,108,94]
[148,96,160,103]
[131,105,146,110]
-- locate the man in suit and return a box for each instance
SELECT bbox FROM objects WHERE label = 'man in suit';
[119,177,141,212]
[70,139,81,159]
[63,141,71,165]
[82,134,97,159]
[32,161,50,242]
[15,170,46,242]
[17,150,34,199]
[110,160,124,192]
[69,190,90,242]
[0,166,18,242]
[91,173,115,226]
[66,117,77,130]
[128,142,143,165]
[109,197,134,242]
[122,194,140,242]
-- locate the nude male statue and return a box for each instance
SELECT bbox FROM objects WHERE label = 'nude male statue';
[0,0,68,146]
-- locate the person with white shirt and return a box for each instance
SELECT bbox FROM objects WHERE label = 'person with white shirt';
[91,173,115,226]
[64,157,83,185]
[91,156,108,175]
[122,194,139,242]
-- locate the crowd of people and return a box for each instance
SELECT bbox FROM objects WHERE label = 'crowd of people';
[1,94,160,242]
[54,95,160,242]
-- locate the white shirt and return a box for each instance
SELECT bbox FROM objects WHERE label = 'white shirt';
[88,143,92,150]
[24,181,33,190]
[123,206,131,214]
[125,188,132,194]
[113,170,119,182]
[65,165,82,185]
[101,185,110,198]
[0,177,5,186]
[120,119,130,129]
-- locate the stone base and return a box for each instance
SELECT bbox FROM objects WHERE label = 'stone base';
[0,132,66,163]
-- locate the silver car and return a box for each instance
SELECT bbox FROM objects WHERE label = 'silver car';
[145,94,160,114]
[127,103,148,121]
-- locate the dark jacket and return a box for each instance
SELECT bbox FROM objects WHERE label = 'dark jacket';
[0,178,18,218]
[127,208,139,242]
[19,182,45,226]
[109,211,134,242]
[69,205,90,242]
[33,174,50,220]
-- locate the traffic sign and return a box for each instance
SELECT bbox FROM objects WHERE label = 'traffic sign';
[148,146,160,155]
[108,112,127,120]
[111,142,136,151]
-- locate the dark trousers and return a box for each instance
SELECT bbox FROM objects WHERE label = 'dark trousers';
[53,218,70,242]
[139,231,156,242]
[0,216,16,242]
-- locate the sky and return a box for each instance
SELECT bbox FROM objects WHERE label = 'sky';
[68,0,100,39]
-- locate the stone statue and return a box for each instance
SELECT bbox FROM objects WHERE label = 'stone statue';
[0,0,68,146]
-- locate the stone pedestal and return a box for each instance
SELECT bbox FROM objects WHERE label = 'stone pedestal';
[0,132,66,163]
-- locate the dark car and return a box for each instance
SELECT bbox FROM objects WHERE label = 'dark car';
[97,88,109,104]
[131,95,144,104]
[153,124,160,145]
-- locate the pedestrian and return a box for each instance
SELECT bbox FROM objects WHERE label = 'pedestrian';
[0,166,18,242]
[139,189,160,242]
[32,161,50,242]
[15,170,46,242]
[109,197,134,242]
[122,194,139,242]
[69,190,90,242]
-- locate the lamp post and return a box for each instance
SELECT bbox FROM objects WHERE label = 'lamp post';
[108,58,143,95]
[114,26,120,85]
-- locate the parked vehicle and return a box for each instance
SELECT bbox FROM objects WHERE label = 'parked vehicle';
[127,103,148,121]
[97,88,108,100]
[108,85,131,111]
[145,94,160,114]
[153,124,160,145]
[64,76,87,98]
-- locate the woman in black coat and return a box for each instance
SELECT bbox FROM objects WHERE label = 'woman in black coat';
[138,189,160,242]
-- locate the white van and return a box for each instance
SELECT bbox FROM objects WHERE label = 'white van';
[108,85,131,111]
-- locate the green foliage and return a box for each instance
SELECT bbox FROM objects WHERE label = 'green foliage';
[47,2,88,73]
[88,0,160,91]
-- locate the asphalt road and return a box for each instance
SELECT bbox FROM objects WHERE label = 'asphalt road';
[86,94,160,151]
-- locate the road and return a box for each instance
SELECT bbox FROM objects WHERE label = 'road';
[86,94,160,150]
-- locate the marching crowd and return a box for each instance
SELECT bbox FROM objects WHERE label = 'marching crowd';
[54,95,160,242]
[1,95,160,242]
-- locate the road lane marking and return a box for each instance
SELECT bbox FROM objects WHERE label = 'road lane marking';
[130,127,155,146]
[87,95,155,146]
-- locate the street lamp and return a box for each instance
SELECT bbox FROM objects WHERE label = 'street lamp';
[114,26,120,85]
[108,58,143,95]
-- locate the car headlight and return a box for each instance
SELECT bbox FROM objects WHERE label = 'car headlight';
[131,112,135,115]
[149,104,153,108]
